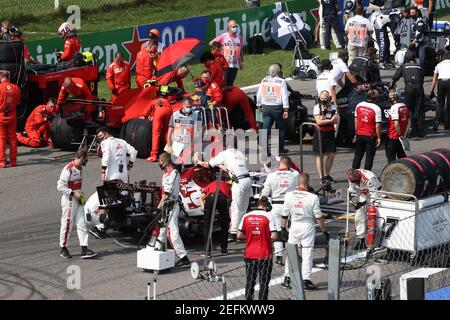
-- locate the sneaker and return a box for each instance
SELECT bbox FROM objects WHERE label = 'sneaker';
[320,177,326,185]
[60,247,72,259]
[227,233,237,243]
[353,237,366,250]
[146,156,158,162]
[325,175,336,183]
[200,252,212,258]
[89,227,105,239]
[303,279,319,291]
[275,256,284,266]
[281,276,291,289]
[221,249,229,256]
[175,256,190,268]
[81,248,98,259]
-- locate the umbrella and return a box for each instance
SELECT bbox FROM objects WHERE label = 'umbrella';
[155,38,203,77]
[270,11,313,50]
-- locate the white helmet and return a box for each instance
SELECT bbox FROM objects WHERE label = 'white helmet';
[58,22,74,37]
[395,48,408,68]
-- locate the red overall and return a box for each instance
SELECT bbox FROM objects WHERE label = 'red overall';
[157,70,185,92]
[17,105,53,147]
[142,98,173,159]
[60,36,81,62]
[135,48,156,88]
[106,60,131,102]
[0,81,21,167]
[222,86,258,131]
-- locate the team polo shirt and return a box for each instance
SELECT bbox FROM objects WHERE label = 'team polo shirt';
[355,101,382,137]
[313,103,337,132]
[202,180,232,199]
[387,103,410,139]
[239,210,276,260]
[434,60,450,80]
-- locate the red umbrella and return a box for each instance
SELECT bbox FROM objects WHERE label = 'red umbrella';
[155,38,203,77]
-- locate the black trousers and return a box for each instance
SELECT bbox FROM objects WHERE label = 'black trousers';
[203,194,230,252]
[224,67,238,86]
[385,138,406,163]
[352,135,377,170]
[323,15,345,49]
[374,26,390,63]
[404,85,425,136]
[436,80,450,127]
[245,259,273,300]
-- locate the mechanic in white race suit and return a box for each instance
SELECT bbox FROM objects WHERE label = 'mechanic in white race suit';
[280,173,328,291]
[156,152,191,268]
[57,148,97,259]
[261,156,299,266]
[96,127,137,182]
[346,168,381,250]
[196,145,253,243]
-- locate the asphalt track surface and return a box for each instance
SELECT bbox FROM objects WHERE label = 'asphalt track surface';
[0,68,449,300]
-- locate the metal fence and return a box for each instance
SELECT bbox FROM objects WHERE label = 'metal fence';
[337,194,450,300]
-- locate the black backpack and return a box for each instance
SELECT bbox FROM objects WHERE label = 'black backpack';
[248,34,264,54]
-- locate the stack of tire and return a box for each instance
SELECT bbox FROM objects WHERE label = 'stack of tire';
[0,41,27,129]
[381,148,450,200]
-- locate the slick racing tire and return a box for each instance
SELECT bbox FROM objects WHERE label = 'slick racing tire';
[120,118,152,158]
[50,114,84,151]
[0,41,24,63]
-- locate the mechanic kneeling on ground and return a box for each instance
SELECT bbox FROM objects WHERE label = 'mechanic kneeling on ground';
[199,171,232,256]
[281,173,328,291]
[57,148,97,259]
[346,168,381,250]
[17,97,56,148]
[156,152,191,268]
[390,50,425,138]
[238,196,277,301]
[261,156,299,266]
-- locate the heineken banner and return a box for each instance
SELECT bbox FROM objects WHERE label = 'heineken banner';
[26,0,449,73]
[27,0,321,73]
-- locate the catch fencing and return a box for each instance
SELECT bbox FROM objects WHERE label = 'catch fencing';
[337,194,450,300]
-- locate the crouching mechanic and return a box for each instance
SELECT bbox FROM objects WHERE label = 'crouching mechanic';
[57,148,97,259]
[196,145,253,243]
[281,173,328,291]
[156,152,191,268]
[17,98,56,147]
[96,127,137,182]
[346,168,381,250]
[261,156,299,266]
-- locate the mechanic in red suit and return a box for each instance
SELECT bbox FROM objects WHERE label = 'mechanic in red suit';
[222,86,258,131]
[57,77,94,107]
[135,41,158,88]
[140,86,174,162]
[106,51,131,102]
[0,70,21,168]
[57,22,81,62]
[201,70,223,107]
[200,52,225,88]
[157,66,189,93]
[17,98,56,148]
[211,41,229,72]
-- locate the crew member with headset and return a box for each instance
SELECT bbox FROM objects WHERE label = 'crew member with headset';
[156,152,191,268]
[321,0,346,50]
[261,156,299,266]
[196,144,253,243]
[281,173,328,291]
[430,51,450,132]
[96,127,137,183]
[390,50,425,138]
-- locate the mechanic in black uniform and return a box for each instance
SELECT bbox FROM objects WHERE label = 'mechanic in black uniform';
[321,0,346,50]
[410,7,429,68]
[349,47,382,84]
[390,50,425,138]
